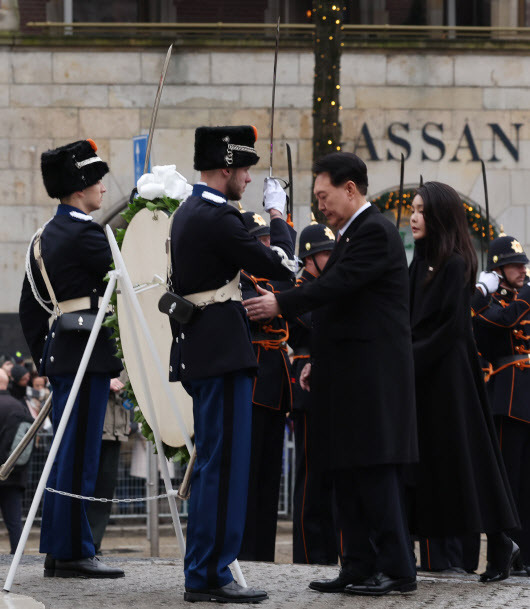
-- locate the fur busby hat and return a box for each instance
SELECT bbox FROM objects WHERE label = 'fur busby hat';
[41,139,109,199]
[298,223,336,260]
[194,126,259,171]
[487,236,529,271]
[241,211,270,238]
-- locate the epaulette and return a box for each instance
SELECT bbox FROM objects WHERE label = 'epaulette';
[201,191,226,206]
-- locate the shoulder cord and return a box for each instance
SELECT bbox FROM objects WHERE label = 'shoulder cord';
[25,221,54,315]
[166,209,179,292]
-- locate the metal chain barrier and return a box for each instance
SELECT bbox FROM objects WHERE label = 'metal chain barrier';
[44,487,180,503]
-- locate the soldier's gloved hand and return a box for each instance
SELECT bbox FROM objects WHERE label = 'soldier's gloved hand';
[476,271,500,296]
[263,177,286,215]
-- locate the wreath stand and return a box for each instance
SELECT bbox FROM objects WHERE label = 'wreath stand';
[4,225,246,592]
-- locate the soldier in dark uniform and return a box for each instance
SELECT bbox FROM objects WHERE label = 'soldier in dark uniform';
[19,140,124,578]
[289,222,337,565]
[473,236,530,575]
[237,211,294,563]
[168,126,296,603]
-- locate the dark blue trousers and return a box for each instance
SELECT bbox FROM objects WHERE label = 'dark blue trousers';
[183,371,252,590]
[40,373,109,560]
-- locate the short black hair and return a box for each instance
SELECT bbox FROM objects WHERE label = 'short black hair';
[313,152,368,196]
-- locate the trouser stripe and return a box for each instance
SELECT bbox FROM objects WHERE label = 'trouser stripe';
[71,374,90,559]
[207,374,235,586]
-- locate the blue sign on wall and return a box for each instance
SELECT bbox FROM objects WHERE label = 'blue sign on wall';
[133,134,150,185]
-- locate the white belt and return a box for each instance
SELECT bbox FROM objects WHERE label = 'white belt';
[184,272,241,308]
[57,296,111,314]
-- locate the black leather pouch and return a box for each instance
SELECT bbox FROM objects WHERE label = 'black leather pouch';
[57,310,97,333]
[158,291,196,324]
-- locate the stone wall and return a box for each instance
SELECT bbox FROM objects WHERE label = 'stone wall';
[2,45,530,316]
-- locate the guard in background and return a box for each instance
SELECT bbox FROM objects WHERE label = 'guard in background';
[19,140,124,578]
[289,222,338,565]
[473,236,530,575]
[169,126,296,603]
[238,211,295,563]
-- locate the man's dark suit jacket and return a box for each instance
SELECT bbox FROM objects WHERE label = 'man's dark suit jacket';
[276,204,418,470]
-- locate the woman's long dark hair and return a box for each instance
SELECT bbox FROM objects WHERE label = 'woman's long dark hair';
[417,181,477,291]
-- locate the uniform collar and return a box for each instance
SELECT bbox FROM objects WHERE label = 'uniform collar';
[192,183,227,206]
[300,268,318,282]
[56,203,93,222]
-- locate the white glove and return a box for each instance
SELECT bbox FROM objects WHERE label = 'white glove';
[477,271,500,296]
[263,177,286,214]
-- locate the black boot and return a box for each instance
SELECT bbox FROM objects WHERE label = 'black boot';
[480,533,519,583]
[44,554,55,578]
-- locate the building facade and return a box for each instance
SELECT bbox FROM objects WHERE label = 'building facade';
[2,1,530,353]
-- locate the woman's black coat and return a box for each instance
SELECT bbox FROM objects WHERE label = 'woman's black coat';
[408,240,518,536]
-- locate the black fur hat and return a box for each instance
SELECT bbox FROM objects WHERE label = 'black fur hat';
[241,211,270,238]
[194,126,259,171]
[41,139,109,199]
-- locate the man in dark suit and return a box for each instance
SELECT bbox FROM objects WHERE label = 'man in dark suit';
[244,151,418,596]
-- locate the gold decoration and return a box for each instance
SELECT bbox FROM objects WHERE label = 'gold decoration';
[499,225,506,237]
[310,213,318,225]
[324,226,336,241]
[253,213,266,226]
[237,201,244,212]
[305,242,311,251]
[511,240,523,253]
[493,255,499,263]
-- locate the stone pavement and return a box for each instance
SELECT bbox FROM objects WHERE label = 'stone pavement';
[1,555,530,609]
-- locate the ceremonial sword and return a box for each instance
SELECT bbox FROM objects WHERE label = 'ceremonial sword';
[285,142,294,226]
[481,160,491,261]
[269,17,280,178]
[0,393,52,481]
[396,153,405,229]
[144,44,174,174]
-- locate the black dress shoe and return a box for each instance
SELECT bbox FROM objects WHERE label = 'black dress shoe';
[480,541,520,583]
[184,580,268,603]
[44,554,55,578]
[345,573,417,596]
[54,556,125,579]
[510,552,529,577]
[309,568,367,593]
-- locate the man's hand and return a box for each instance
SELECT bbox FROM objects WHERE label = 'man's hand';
[300,363,311,392]
[243,285,280,320]
[110,378,125,393]
[263,177,286,215]
[477,271,500,296]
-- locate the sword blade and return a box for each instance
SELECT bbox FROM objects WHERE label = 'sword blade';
[286,142,294,223]
[0,393,52,481]
[144,44,174,174]
[481,159,490,261]
[396,153,405,230]
[269,17,280,178]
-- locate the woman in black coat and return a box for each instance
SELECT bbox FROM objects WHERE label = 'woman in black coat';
[408,181,520,582]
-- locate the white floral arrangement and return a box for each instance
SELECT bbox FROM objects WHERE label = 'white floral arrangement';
[136,164,193,201]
